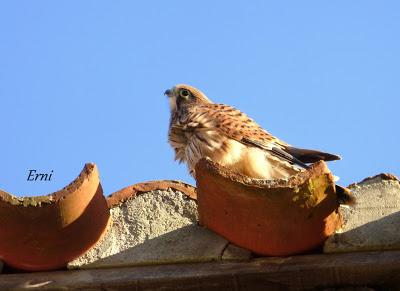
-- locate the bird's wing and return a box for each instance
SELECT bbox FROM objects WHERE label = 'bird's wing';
[190,103,338,169]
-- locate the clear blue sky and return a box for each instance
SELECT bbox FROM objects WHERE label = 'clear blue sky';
[1,1,399,197]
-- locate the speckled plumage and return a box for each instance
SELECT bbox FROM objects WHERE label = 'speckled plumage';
[166,84,341,180]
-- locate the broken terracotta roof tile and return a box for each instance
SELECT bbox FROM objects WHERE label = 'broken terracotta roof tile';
[107,180,197,208]
[0,163,110,271]
[348,173,399,188]
[195,158,343,256]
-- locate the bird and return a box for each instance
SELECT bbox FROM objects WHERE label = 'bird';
[165,84,354,205]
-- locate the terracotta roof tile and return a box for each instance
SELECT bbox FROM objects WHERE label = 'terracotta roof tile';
[195,158,343,256]
[107,180,197,208]
[0,163,110,271]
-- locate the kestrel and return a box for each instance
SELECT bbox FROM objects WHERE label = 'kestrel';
[165,84,354,204]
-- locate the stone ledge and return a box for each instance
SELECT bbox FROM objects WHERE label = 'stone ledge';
[3,251,400,290]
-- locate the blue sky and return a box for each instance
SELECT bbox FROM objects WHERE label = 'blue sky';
[1,1,399,196]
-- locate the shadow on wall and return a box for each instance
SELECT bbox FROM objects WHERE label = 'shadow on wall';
[326,211,400,252]
[84,209,400,269]
[81,225,229,269]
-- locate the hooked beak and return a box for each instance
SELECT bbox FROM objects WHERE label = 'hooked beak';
[164,89,172,97]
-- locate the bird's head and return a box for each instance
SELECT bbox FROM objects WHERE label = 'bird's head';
[164,84,212,113]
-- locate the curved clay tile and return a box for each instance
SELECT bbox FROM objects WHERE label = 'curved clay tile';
[348,173,399,188]
[0,163,110,271]
[195,158,343,256]
[107,180,197,208]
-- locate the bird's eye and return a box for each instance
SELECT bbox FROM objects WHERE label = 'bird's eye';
[179,89,190,99]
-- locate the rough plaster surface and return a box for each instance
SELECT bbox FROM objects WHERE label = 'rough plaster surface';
[68,189,230,269]
[324,176,400,253]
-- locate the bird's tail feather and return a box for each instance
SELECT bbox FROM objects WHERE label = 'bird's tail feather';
[335,185,356,205]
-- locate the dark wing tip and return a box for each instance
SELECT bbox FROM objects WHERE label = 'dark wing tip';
[286,146,342,163]
[326,153,342,161]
